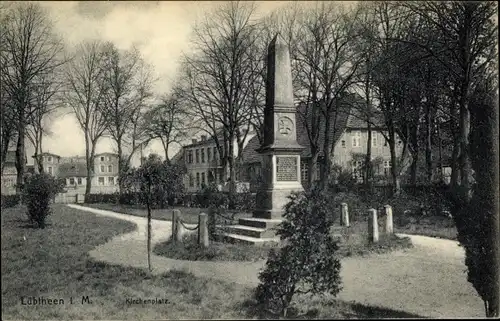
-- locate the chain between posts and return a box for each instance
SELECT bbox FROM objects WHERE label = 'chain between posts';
[177,217,199,231]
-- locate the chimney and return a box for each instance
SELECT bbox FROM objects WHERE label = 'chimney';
[192,139,197,144]
[201,135,207,141]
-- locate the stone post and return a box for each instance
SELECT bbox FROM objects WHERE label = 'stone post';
[172,209,182,243]
[368,208,379,243]
[198,213,209,248]
[384,205,393,234]
[340,203,349,227]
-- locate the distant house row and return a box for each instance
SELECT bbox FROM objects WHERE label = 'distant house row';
[173,99,406,193]
[1,151,120,195]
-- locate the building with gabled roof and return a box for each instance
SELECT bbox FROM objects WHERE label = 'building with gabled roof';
[240,94,403,190]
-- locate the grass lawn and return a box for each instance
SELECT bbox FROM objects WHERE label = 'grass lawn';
[394,214,457,240]
[83,202,253,224]
[153,220,413,262]
[1,204,421,319]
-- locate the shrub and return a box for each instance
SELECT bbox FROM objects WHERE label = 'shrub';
[255,188,342,317]
[85,193,119,204]
[1,194,20,208]
[23,173,63,228]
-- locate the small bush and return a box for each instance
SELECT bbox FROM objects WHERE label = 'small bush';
[255,188,342,317]
[1,194,20,208]
[23,173,63,228]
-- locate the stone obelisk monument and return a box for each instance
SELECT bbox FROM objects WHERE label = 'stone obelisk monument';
[253,34,304,219]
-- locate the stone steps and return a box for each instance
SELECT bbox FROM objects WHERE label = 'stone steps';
[221,232,280,246]
[221,217,284,245]
[225,224,277,238]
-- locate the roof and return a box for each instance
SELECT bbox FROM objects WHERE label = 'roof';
[183,128,256,149]
[37,152,61,158]
[58,163,88,178]
[345,107,385,129]
[171,149,185,164]
[94,152,118,157]
[242,93,372,164]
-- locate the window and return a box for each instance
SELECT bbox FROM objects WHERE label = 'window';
[100,165,105,173]
[352,160,363,179]
[213,147,217,161]
[352,131,361,147]
[341,140,346,148]
[207,148,211,162]
[100,156,105,162]
[372,133,378,147]
[187,150,193,164]
[69,178,75,185]
[189,174,194,187]
[201,172,206,186]
[108,165,112,173]
[98,177,105,185]
[47,156,52,162]
[301,162,308,182]
[384,160,392,176]
[195,149,200,163]
[196,172,200,187]
[48,166,53,175]
[108,177,114,185]
[201,148,205,163]
[77,177,82,185]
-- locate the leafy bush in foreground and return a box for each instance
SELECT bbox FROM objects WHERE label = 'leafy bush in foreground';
[255,188,342,317]
[23,173,64,228]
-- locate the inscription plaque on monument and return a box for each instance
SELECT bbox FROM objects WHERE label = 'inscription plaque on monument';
[276,156,298,181]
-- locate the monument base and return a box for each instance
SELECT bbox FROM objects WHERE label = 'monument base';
[253,184,303,219]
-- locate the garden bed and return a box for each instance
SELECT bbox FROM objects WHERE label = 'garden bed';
[153,224,413,262]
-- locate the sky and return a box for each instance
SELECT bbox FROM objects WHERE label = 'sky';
[35,1,295,165]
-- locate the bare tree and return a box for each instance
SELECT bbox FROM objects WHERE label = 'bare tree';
[1,2,65,192]
[26,71,63,173]
[99,42,154,190]
[286,2,362,189]
[63,41,108,197]
[142,93,189,163]
[0,3,17,174]
[177,1,263,194]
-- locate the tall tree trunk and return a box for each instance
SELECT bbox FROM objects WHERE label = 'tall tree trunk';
[117,139,123,193]
[388,128,400,195]
[308,149,319,189]
[425,100,433,183]
[410,152,418,187]
[147,183,152,272]
[450,139,461,187]
[15,119,26,194]
[365,123,372,188]
[1,133,12,175]
[457,6,472,196]
[437,118,444,182]
[85,133,92,197]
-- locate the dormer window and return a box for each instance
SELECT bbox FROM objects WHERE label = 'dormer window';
[100,156,105,162]
[47,156,52,162]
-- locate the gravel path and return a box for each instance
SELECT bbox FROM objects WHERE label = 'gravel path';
[68,204,484,318]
